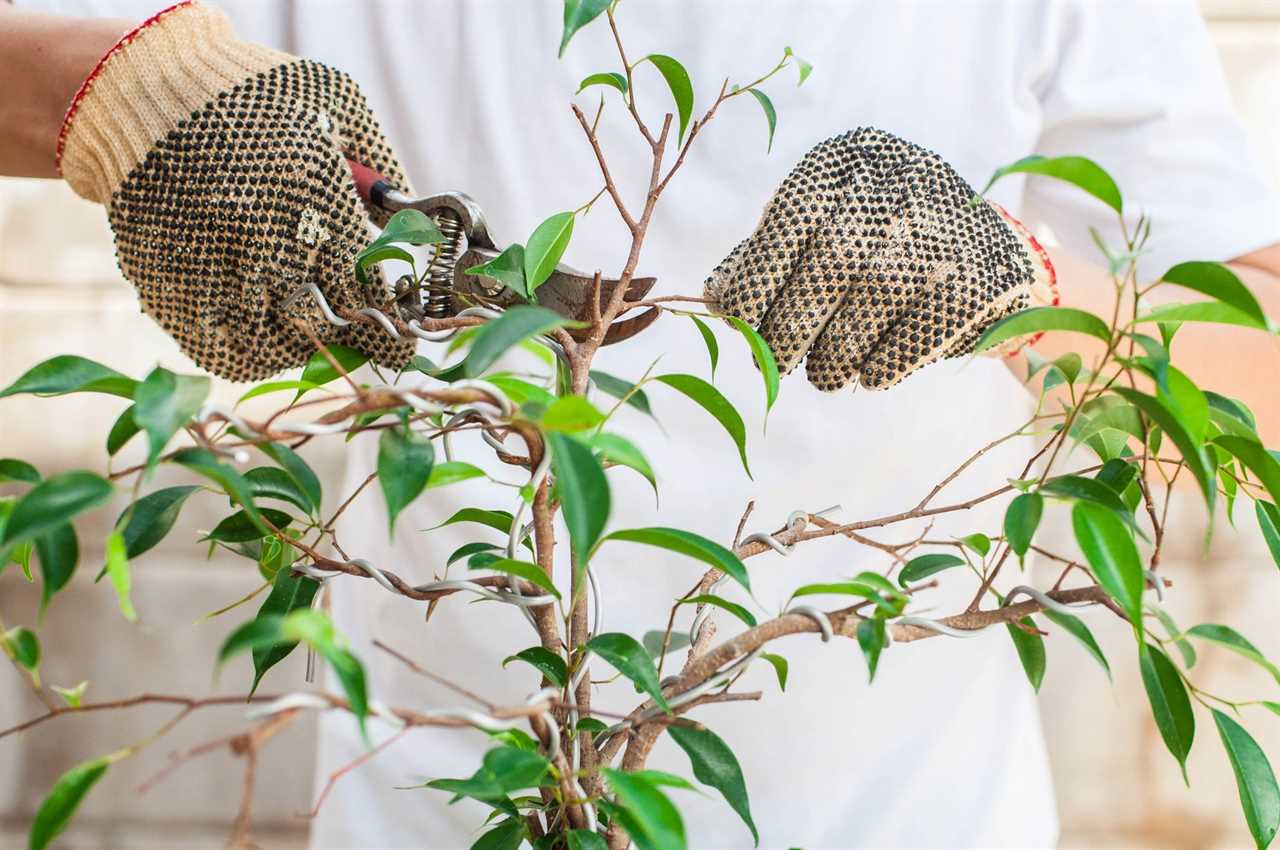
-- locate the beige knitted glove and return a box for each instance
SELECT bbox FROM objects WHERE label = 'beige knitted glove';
[705,127,1057,391]
[58,0,414,381]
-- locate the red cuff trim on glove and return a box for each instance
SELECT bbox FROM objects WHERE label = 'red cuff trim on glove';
[991,202,1059,356]
[55,0,197,174]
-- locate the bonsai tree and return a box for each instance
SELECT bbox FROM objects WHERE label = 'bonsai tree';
[4,3,1280,849]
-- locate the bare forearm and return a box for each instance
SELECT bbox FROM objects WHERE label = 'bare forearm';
[1009,243,1280,442]
[0,5,133,177]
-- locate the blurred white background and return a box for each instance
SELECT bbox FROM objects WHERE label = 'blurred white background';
[2,1,1280,848]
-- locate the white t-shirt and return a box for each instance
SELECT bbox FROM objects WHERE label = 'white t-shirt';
[22,1,1279,848]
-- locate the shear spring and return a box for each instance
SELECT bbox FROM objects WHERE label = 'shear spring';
[426,209,465,318]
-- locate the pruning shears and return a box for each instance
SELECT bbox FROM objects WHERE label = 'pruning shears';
[347,160,659,345]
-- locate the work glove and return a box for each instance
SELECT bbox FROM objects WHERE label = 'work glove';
[705,127,1057,391]
[58,0,414,382]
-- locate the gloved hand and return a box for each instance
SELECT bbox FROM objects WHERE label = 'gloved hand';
[58,0,414,381]
[705,127,1056,391]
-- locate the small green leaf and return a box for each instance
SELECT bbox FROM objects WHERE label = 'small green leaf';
[1041,474,1138,529]
[548,432,610,572]
[1071,502,1144,628]
[577,72,628,95]
[897,553,965,587]
[960,533,991,557]
[558,0,611,57]
[448,541,502,566]
[857,618,887,683]
[588,432,657,497]
[1214,709,1280,850]
[355,208,444,284]
[654,374,750,477]
[489,375,556,408]
[540,395,606,432]
[465,306,572,377]
[1006,617,1046,691]
[466,243,530,301]
[745,88,776,153]
[606,527,749,592]
[1,471,112,550]
[1161,261,1271,332]
[297,345,369,398]
[602,767,686,850]
[472,557,560,599]
[429,509,533,555]
[245,467,313,516]
[1043,609,1111,680]
[689,315,720,380]
[133,367,210,470]
[1188,624,1280,684]
[1136,300,1270,331]
[975,306,1112,353]
[1257,501,1280,572]
[426,461,486,490]
[3,625,40,672]
[668,725,758,845]
[1114,387,1216,512]
[783,46,813,85]
[378,426,435,534]
[502,646,568,687]
[568,830,609,850]
[106,406,140,456]
[35,525,78,614]
[590,370,655,417]
[0,355,135,400]
[760,652,788,691]
[588,633,669,711]
[0,459,39,484]
[470,818,525,850]
[104,531,136,622]
[1140,643,1195,781]
[1004,492,1043,562]
[51,681,87,708]
[982,154,1123,214]
[1217,436,1280,508]
[28,757,111,850]
[236,380,329,405]
[680,594,757,628]
[640,54,694,142]
[259,442,323,513]
[249,568,321,696]
[204,508,293,544]
[724,316,780,415]
[173,448,264,530]
[524,212,575,292]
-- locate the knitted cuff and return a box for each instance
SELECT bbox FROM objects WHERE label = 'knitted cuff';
[58,1,292,203]
[989,202,1059,357]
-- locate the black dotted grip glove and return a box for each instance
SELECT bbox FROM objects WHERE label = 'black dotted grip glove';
[705,127,1056,391]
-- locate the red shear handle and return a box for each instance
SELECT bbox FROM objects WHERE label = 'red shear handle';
[346,158,393,210]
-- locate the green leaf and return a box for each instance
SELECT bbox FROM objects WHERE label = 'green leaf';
[602,767,686,850]
[791,580,905,616]
[680,594,757,628]
[105,406,140,456]
[760,652,788,691]
[502,646,568,687]
[104,530,136,622]
[1152,605,1198,668]
[355,208,444,284]
[960,533,991,556]
[470,818,525,850]
[577,71,628,95]
[429,508,533,554]
[1188,624,1280,684]
[1006,617,1046,691]
[378,426,435,534]
[590,370,655,417]
[466,306,572,377]
[1114,387,1216,511]
[724,317,780,415]
[541,396,606,432]
[250,567,321,696]
[173,448,264,530]
[982,154,1123,214]
[28,757,111,850]
[668,725,758,845]
[0,459,39,484]
[3,625,40,672]
[296,345,369,398]
[558,0,611,56]
[259,442,323,513]
[236,380,329,405]
[1217,436,1280,508]
[1140,643,1195,781]
[1136,300,1270,331]
[689,315,719,379]
[642,630,690,659]
[472,557,560,599]
[524,212,575,292]
[426,461,486,490]
[783,46,813,85]
[897,553,965,587]
[133,367,210,470]
[1043,609,1111,680]
[1257,501,1280,572]
[1,471,112,549]
[568,830,609,850]
[975,306,1111,353]
[204,508,293,544]
[548,432,610,572]
[245,467,313,516]
[1214,709,1280,850]
[1071,502,1144,628]
[1161,261,1270,331]
[35,525,77,614]
[465,243,530,301]
[654,374,750,477]
[588,432,658,496]
[1041,474,1138,529]
[857,618,887,683]
[489,375,556,409]
[588,633,669,711]
[1004,492,1044,562]
[0,355,135,400]
[606,527,749,592]
[448,541,502,566]
[640,54,694,142]
[51,681,87,708]
[745,88,776,153]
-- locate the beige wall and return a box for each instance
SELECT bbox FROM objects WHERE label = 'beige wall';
[3,3,1280,848]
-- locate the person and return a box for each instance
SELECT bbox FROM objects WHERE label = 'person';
[3,1,1279,847]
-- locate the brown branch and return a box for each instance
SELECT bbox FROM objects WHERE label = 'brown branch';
[303,727,410,819]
